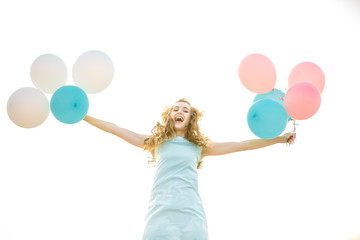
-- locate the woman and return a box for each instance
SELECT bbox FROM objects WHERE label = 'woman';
[83,98,295,240]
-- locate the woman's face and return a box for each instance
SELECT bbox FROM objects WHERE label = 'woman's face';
[170,101,191,132]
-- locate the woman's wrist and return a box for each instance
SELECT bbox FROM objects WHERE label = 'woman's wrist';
[276,135,286,144]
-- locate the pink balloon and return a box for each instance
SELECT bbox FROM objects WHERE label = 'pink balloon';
[238,53,276,94]
[284,82,321,120]
[288,62,325,93]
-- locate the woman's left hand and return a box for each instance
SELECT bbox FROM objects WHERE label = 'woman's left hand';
[280,133,296,145]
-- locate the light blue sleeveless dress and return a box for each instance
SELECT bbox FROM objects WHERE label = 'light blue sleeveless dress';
[142,136,209,240]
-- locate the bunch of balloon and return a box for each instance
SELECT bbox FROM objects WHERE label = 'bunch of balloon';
[238,54,325,139]
[239,53,287,139]
[7,50,114,128]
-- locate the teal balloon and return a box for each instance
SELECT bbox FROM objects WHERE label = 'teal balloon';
[50,85,89,124]
[253,88,285,105]
[253,88,292,121]
[247,99,288,139]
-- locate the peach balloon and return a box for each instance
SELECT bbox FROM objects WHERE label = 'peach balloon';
[7,87,50,128]
[288,62,325,93]
[238,53,276,94]
[72,50,114,94]
[284,82,321,120]
[30,54,68,94]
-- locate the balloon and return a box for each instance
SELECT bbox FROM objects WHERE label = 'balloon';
[72,50,114,93]
[288,62,325,93]
[50,85,89,124]
[254,88,292,121]
[30,54,67,94]
[253,88,285,106]
[284,82,321,120]
[247,99,288,139]
[7,87,49,128]
[238,53,276,94]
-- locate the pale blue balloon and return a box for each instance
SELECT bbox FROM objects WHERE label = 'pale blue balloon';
[253,88,292,121]
[253,88,285,105]
[247,99,288,139]
[50,85,89,124]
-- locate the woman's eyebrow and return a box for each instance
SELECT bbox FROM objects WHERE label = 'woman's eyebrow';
[173,105,189,110]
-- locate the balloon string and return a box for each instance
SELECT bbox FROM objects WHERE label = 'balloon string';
[285,119,297,146]
[272,89,284,101]
[270,90,296,145]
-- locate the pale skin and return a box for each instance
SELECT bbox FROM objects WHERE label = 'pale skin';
[83,101,295,159]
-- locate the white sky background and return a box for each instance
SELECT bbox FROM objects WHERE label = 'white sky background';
[1,0,360,239]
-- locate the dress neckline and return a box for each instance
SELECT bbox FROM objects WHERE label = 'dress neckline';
[174,136,188,141]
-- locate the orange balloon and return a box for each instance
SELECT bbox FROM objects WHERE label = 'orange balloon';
[288,62,325,93]
[238,54,276,94]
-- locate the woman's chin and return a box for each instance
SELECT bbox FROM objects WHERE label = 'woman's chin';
[174,123,186,131]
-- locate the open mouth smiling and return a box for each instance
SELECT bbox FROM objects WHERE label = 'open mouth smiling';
[175,116,184,122]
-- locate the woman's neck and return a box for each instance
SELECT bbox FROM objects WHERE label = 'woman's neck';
[175,130,186,138]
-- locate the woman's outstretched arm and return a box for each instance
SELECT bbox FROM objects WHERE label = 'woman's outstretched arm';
[83,115,149,149]
[201,133,295,158]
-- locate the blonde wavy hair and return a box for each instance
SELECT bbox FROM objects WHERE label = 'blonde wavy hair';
[144,99,210,169]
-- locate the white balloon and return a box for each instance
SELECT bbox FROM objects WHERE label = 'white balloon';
[30,54,68,94]
[72,50,114,93]
[7,87,50,128]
